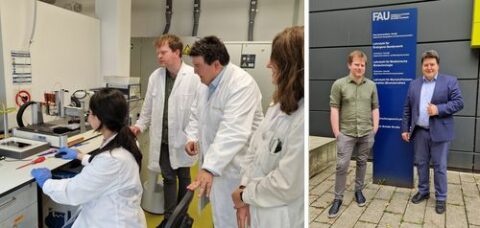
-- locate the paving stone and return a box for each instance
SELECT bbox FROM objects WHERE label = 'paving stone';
[359,199,388,224]
[473,173,480,184]
[362,188,378,204]
[309,207,323,223]
[399,222,423,228]
[447,184,464,206]
[353,221,377,228]
[378,212,402,228]
[464,196,480,226]
[424,204,445,227]
[447,171,461,185]
[385,191,410,214]
[446,204,468,228]
[311,166,336,188]
[314,203,346,224]
[365,183,380,192]
[310,194,320,205]
[311,192,335,209]
[309,221,331,228]
[395,187,413,194]
[375,185,396,200]
[311,179,334,196]
[460,172,476,183]
[461,182,480,198]
[342,190,355,206]
[309,162,480,227]
[403,200,426,224]
[331,202,367,228]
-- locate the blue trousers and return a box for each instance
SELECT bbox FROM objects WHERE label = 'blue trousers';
[413,128,450,201]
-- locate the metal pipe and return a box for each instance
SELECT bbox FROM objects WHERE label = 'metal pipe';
[163,0,173,34]
[248,0,258,41]
[192,0,201,36]
[29,0,38,49]
[292,0,300,26]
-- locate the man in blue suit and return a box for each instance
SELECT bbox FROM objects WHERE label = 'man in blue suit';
[401,50,464,214]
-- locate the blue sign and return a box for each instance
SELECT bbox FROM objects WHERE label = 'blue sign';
[372,8,417,188]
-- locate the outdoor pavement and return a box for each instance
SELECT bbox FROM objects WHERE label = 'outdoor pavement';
[309,162,480,227]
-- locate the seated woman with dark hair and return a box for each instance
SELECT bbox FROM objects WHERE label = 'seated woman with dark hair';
[31,88,146,228]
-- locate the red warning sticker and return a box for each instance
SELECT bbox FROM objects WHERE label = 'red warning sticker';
[15,90,31,106]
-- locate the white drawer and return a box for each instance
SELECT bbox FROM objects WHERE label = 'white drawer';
[0,202,38,228]
[0,183,37,222]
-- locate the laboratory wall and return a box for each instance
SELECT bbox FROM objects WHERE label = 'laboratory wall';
[53,0,303,41]
[0,0,101,129]
[131,0,303,41]
[310,0,480,171]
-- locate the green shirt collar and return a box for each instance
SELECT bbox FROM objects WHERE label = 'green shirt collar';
[348,74,366,84]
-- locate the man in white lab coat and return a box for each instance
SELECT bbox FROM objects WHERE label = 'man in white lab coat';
[130,34,201,227]
[185,36,264,228]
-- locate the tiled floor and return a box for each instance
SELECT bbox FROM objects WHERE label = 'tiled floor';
[145,163,213,228]
[310,162,480,227]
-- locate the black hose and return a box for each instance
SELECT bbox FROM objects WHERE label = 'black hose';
[16,101,37,127]
[192,0,201,36]
[248,0,258,41]
[163,0,173,34]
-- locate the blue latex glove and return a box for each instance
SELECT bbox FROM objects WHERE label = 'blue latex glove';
[56,146,78,160]
[31,168,52,188]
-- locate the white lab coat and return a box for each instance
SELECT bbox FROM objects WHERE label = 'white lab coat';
[42,137,147,228]
[185,63,263,227]
[135,62,201,171]
[241,99,304,228]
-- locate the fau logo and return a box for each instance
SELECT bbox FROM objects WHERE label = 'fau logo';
[373,11,390,21]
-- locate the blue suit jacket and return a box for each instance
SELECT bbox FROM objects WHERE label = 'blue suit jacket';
[401,74,464,142]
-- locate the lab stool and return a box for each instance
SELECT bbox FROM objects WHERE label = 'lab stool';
[141,170,165,214]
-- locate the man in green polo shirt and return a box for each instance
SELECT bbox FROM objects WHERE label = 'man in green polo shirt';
[328,50,380,218]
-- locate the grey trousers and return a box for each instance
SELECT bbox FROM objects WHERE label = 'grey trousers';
[334,131,375,200]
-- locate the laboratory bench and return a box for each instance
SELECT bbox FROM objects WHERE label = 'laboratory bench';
[0,130,102,227]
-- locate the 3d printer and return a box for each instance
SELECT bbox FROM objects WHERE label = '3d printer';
[13,89,92,148]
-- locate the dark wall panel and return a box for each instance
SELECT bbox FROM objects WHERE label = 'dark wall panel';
[310,0,432,12]
[310,0,472,48]
[415,42,479,80]
[311,42,478,81]
[476,119,480,153]
[478,81,480,117]
[457,80,478,117]
[448,151,474,170]
[474,154,480,171]
[310,47,372,80]
[450,117,475,152]
[310,81,334,111]
[310,111,332,137]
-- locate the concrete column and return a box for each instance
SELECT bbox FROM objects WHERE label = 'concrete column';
[95,0,131,77]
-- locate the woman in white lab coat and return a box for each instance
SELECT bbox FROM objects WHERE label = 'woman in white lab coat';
[31,88,146,228]
[231,26,304,228]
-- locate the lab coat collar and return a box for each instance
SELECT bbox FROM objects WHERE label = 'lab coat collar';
[271,98,304,117]
[100,133,118,149]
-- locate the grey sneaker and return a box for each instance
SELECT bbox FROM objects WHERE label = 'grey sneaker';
[355,190,366,207]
